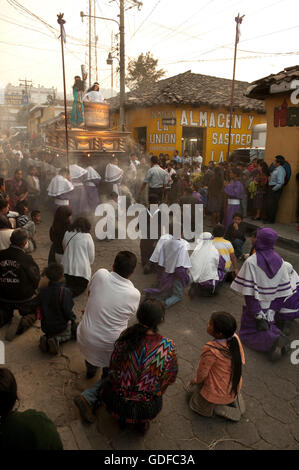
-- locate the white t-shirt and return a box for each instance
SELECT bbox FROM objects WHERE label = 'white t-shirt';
[77,269,140,367]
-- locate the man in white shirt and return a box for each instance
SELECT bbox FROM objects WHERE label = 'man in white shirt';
[138,155,167,202]
[192,150,203,170]
[77,251,140,379]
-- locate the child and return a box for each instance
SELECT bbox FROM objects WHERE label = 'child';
[188,311,245,421]
[15,201,36,252]
[225,212,246,259]
[38,263,77,355]
[31,210,41,226]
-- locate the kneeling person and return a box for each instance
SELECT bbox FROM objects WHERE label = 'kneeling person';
[38,263,77,355]
[0,228,40,340]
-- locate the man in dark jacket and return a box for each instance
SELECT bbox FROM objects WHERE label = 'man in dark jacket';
[0,228,40,340]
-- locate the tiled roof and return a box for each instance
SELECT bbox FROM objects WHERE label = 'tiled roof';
[246,65,299,100]
[108,70,265,113]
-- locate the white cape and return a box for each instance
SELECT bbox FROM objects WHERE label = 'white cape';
[47,175,73,197]
[70,164,87,180]
[105,163,123,183]
[156,237,191,274]
[86,166,101,182]
[190,233,220,283]
[231,254,294,302]
[150,234,173,264]
[83,90,105,103]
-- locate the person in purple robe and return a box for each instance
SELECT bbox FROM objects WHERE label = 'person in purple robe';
[223,168,244,228]
[85,166,101,212]
[69,164,90,218]
[144,234,191,309]
[231,228,299,361]
[47,168,74,213]
[188,232,225,298]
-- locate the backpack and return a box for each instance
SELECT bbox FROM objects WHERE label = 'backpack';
[269,161,292,185]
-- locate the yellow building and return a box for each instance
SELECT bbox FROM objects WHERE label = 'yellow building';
[109,71,266,163]
[247,65,299,224]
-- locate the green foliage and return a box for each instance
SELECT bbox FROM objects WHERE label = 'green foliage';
[126,52,165,91]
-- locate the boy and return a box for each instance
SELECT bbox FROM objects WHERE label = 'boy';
[212,224,239,281]
[38,263,77,355]
[225,212,246,259]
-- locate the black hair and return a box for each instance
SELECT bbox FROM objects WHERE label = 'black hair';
[275,155,285,165]
[233,212,243,220]
[0,199,8,211]
[212,224,225,237]
[10,228,28,247]
[0,177,4,187]
[115,299,165,360]
[0,368,18,423]
[59,167,69,176]
[52,206,72,233]
[43,263,64,282]
[31,210,40,219]
[113,251,137,278]
[14,168,22,176]
[151,155,159,165]
[231,168,241,178]
[210,312,242,397]
[15,201,28,216]
[71,217,91,233]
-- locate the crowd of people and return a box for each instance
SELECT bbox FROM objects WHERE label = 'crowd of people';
[0,142,298,450]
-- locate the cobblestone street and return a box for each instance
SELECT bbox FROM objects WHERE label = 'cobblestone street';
[1,213,299,451]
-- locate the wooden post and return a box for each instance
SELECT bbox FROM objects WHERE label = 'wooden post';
[227,13,245,160]
[57,13,70,170]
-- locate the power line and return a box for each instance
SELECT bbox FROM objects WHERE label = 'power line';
[130,0,162,39]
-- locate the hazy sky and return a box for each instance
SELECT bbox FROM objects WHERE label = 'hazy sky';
[1,0,298,95]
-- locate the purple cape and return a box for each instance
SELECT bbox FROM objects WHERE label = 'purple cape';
[255,228,283,279]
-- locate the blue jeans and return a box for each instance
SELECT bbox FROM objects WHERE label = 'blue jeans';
[165,279,184,308]
[232,238,244,258]
[82,378,104,407]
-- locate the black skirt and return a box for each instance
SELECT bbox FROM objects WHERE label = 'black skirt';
[100,379,163,424]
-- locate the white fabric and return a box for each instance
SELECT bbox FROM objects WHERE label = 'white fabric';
[61,231,95,281]
[105,163,123,183]
[228,199,240,204]
[70,164,87,180]
[77,269,140,367]
[86,166,101,182]
[156,237,192,274]
[190,232,220,283]
[83,90,105,103]
[54,199,69,206]
[284,261,299,292]
[47,175,73,197]
[0,229,14,250]
[150,234,173,263]
[231,253,294,301]
[32,176,40,191]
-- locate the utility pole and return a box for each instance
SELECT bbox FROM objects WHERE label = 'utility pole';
[94,0,98,82]
[227,13,245,159]
[88,0,92,87]
[57,13,70,170]
[119,0,125,132]
[19,79,32,105]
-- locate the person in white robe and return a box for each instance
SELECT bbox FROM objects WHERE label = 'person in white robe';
[69,164,90,217]
[83,82,105,103]
[47,168,74,212]
[105,157,123,195]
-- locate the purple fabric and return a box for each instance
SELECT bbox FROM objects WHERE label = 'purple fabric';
[144,266,189,295]
[69,176,90,217]
[275,288,299,322]
[52,191,73,213]
[255,228,283,279]
[192,191,203,204]
[223,180,244,227]
[85,184,100,212]
[239,296,284,352]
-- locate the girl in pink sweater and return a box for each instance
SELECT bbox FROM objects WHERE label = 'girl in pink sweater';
[188,311,246,421]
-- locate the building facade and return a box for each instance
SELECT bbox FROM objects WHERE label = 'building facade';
[247,65,299,224]
[109,71,266,163]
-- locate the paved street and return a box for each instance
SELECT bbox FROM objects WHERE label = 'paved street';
[1,213,299,451]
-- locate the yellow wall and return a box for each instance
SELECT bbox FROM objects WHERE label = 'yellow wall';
[111,104,265,163]
[264,94,299,223]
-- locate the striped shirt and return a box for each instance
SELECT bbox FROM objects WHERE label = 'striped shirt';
[213,237,234,271]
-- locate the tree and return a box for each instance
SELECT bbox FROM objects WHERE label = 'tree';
[125,52,165,91]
